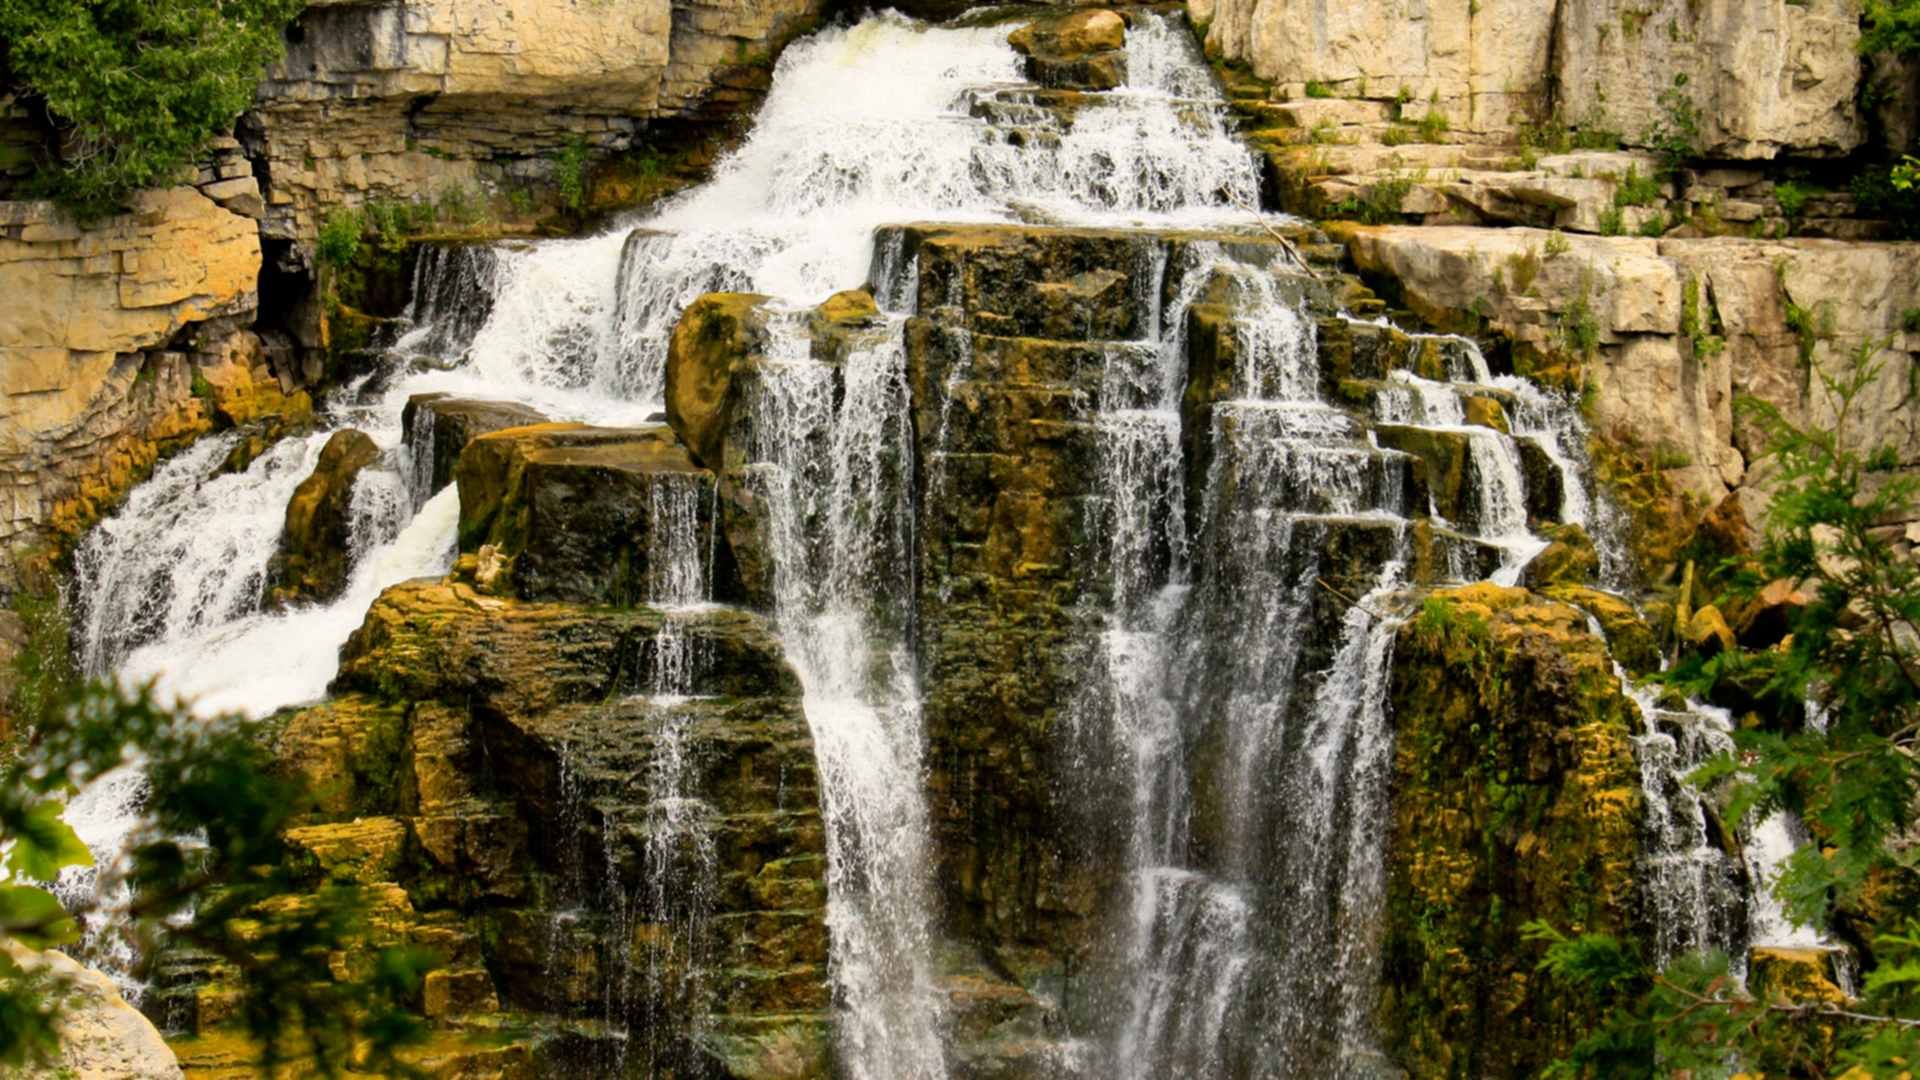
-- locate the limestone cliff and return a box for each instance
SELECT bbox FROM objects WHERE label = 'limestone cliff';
[247,0,831,244]
[1196,0,1864,159]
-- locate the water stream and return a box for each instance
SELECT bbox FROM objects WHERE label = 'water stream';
[56,6,1798,1073]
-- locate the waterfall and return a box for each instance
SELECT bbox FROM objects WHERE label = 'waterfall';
[746,316,948,1079]
[62,6,1719,1070]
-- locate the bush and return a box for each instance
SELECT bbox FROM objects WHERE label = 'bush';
[0,0,306,217]
[316,208,363,269]
[553,137,591,213]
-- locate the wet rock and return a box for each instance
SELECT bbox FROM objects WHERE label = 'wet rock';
[1545,584,1662,675]
[453,422,731,606]
[1521,523,1599,589]
[1514,436,1567,525]
[1383,584,1644,1074]
[1461,394,1510,434]
[1748,946,1849,1005]
[666,292,770,471]
[267,429,384,607]
[1010,10,1128,91]
[400,394,549,499]
[1375,424,1472,523]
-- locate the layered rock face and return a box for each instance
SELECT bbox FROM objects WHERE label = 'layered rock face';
[1197,0,1864,158]
[0,186,308,590]
[166,556,829,1077]
[1381,584,1645,1075]
[1342,226,1920,530]
[248,0,830,242]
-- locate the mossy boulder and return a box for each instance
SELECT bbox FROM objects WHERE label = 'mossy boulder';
[1520,523,1599,589]
[1381,584,1645,1077]
[453,422,733,606]
[666,292,769,471]
[266,428,382,607]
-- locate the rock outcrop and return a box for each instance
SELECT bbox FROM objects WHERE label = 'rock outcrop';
[267,428,384,606]
[400,393,550,500]
[160,575,831,1077]
[5,941,186,1079]
[247,0,832,243]
[1340,225,1920,546]
[1382,584,1645,1074]
[0,184,312,588]
[454,422,733,605]
[1197,0,1865,158]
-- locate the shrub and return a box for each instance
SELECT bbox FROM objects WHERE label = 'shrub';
[0,0,307,216]
[1773,180,1812,223]
[316,208,363,270]
[1612,165,1660,208]
[1643,74,1701,171]
[554,137,592,213]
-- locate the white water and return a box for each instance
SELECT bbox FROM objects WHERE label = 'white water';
[63,6,1702,1070]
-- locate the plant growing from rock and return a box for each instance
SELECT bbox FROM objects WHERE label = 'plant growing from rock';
[0,0,306,216]
[1530,338,1920,1075]
[1643,74,1701,173]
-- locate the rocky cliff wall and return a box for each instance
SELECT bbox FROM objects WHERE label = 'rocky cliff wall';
[1196,0,1865,158]
[0,183,307,591]
[248,0,830,244]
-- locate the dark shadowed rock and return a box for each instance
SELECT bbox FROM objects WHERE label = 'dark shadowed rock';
[267,429,383,607]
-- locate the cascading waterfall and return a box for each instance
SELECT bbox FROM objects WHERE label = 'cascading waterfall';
[745,315,948,1078]
[59,6,1765,1071]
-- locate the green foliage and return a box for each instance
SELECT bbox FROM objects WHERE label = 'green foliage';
[0,0,306,216]
[1903,307,1920,333]
[1854,157,1920,240]
[1416,110,1449,143]
[6,585,76,735]
[1543,229,1572,257]
[1862,0,1920,55]
[1642,74,1700,171]
[315,209,362,270]
[0,681,435,1073]
[1611,165,1659,208]
[1597,205,1625,236]
[1773,179,1812,223]
[1380,123,1415,147]
[553,137,592,213]
[1539,339,1920,1074]
[1304,79,1333,99]
[1558,272,1601,359]
[1327,172,1414,225]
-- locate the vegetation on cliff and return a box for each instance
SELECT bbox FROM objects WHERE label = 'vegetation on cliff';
[0,661,433,1072]
[0,0,303,214]
[1534,342,1920,1073]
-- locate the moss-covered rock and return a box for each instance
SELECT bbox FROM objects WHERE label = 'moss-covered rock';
[266,429,382,607]
[1381,584,1645,1077]
[666,292,769,472]
[1009,9,1128,90]
[1520,523,1598,589]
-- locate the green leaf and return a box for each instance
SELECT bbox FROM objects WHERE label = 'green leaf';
[5,801,94,882]
[0,885,79,948]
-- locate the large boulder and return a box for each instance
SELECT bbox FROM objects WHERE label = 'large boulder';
[665,292,769,472]
[267,429,385,606]
[453,422,729,606]
[4,941,185,1079]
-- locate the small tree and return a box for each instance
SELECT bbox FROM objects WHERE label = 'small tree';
[0,0,305,215]
[1530,338,1920,1073]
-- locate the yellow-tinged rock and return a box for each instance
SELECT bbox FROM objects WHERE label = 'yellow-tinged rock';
[286,816,409,883]
[1749,946,1849,1005]
[1685,603,1737,658]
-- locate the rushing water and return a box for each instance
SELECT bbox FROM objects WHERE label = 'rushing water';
[58,6,1791,1072]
